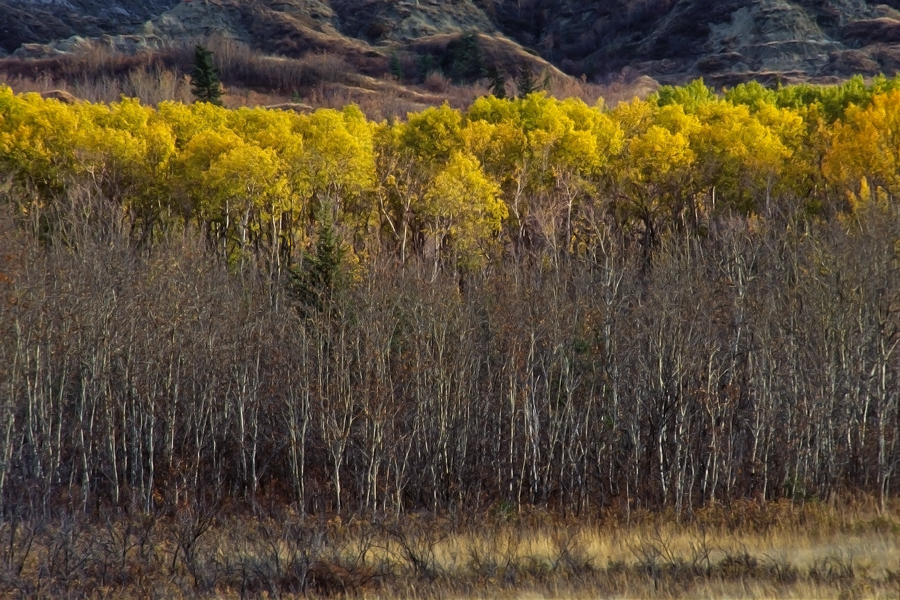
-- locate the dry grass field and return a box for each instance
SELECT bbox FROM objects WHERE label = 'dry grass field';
[2,499,897,599]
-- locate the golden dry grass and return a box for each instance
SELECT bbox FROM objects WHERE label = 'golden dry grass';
[0,500,897,598]
[354,506,899,599]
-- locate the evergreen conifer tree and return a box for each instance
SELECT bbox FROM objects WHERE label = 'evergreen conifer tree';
[516,64,537,99]
[289,206,344,314]
[445,33,485,83]
[190,45,223,106]
[488,66,507,99]
[389,53,404,80]
[417,53,438,82]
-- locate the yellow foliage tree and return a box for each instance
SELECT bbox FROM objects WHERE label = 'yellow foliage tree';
[294,106,376,239]
[402,103,464,164]
[824,90,900,212]
[422,151,506,272]
[75,98,177,238]
[0,87,82,199]
[201,141,288,265]
[466,93,623,253]
[611,120,695,249]
[690,101,790,217]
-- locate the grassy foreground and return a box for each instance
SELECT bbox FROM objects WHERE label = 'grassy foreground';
[2,499,898,599]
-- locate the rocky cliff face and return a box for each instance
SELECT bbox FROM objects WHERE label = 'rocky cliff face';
[2,0,900,84]
[0,0,179,55]
[484,0,900,83]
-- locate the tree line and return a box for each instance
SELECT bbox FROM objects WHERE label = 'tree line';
[0,77,898,518]
[3,75,900,274]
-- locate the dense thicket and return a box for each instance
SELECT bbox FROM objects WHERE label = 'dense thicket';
[0,77,898,518]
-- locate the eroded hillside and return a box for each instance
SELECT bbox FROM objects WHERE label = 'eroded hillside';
[2,0,900,84]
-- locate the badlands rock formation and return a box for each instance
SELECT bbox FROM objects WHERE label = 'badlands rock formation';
[1,0,899,84]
